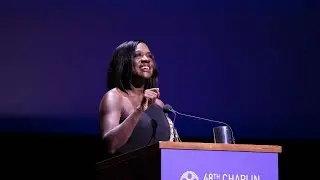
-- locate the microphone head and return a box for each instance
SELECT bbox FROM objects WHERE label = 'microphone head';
[163,104,174,113]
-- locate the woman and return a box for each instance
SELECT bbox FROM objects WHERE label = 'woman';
[99,40,179,156]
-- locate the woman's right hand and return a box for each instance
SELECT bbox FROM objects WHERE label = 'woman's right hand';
[141,88,160,111]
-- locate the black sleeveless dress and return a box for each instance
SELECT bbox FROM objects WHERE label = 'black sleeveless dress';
[115,104,171,155]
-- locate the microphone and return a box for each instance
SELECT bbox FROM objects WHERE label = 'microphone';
[163,104,174,114]
[163,104,236,144]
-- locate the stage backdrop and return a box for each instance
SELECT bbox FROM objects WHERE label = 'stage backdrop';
[0,0,319,140]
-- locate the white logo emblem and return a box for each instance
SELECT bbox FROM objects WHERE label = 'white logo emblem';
[180,171,199,180]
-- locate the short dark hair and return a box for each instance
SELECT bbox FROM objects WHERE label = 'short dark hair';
[107,40,159,92]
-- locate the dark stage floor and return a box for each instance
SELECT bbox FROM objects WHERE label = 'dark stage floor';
[2,133,317,179]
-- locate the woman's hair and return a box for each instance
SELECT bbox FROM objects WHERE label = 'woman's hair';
[107,40,159,92]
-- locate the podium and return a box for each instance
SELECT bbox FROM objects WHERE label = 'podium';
[96,141,282,180]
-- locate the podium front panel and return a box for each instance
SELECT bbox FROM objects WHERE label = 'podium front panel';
[161,149,278,180]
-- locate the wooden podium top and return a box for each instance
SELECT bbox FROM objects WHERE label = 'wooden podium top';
[96,141,281,171]
[158,141,282,153]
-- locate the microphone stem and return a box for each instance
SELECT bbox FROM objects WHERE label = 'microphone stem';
[173,110,236,144]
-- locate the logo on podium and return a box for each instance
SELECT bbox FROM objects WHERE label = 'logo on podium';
[180,171,199,180]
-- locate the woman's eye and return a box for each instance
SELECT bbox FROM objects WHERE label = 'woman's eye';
[133,52,154,60]
[134,53,142,58]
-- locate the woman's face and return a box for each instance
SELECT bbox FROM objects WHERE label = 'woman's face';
[132,42,155,79]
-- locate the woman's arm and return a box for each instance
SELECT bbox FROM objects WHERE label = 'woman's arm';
[99,90,143,154]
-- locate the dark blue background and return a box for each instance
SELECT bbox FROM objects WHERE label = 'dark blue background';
[1,0,319,140]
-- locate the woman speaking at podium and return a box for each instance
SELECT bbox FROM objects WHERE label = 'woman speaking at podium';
[98,40,179,157]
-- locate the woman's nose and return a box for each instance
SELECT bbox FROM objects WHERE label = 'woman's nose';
[141,55,150,62]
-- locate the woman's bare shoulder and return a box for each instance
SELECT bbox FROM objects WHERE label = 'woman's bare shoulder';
[99,88,123,112]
